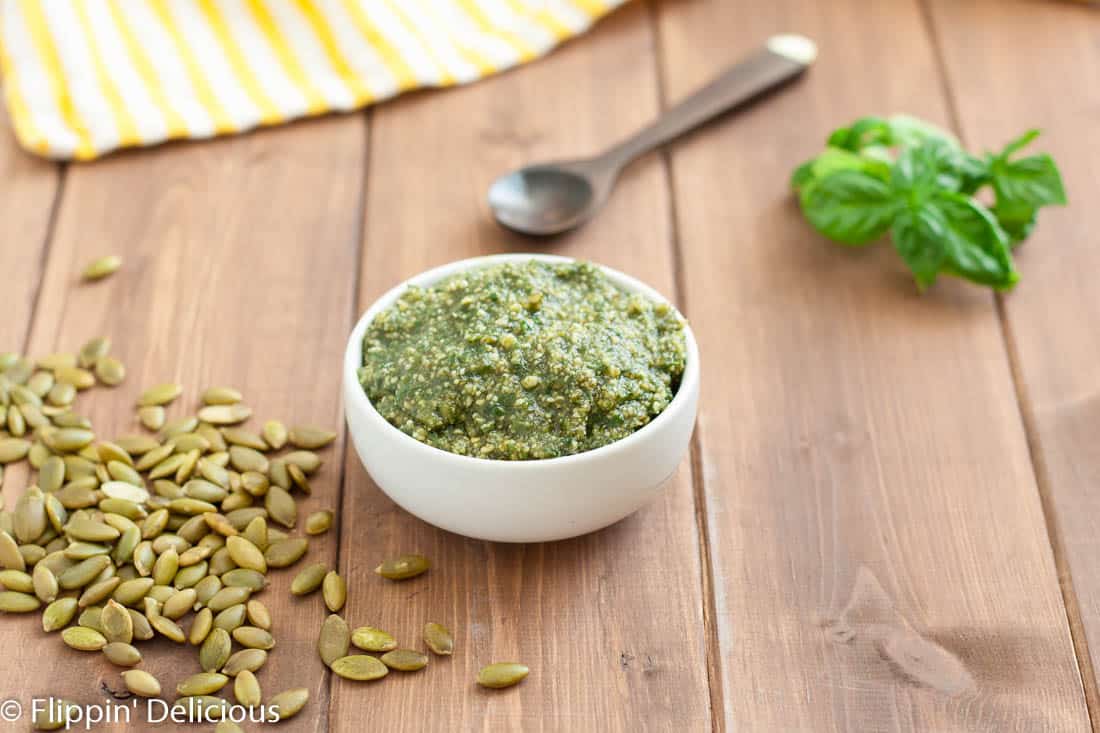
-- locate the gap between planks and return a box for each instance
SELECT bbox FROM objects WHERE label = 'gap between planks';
[643,0,727,729]
[915,0,1100,727]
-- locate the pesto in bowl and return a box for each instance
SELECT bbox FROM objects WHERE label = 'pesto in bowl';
[357,260,687,460]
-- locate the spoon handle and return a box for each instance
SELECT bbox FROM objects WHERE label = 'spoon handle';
[602,34,816,170]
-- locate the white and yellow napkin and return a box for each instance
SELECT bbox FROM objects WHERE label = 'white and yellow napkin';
[0,0,624,160]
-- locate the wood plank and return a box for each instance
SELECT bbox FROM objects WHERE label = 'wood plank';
[332,5,712,731]
[926,0,1100,720]
[0,116,364,731]
[653,0,1090,730]
[0,106,61,504]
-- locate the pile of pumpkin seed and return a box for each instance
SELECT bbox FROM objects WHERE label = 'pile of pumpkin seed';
[0,342,340,728]
[0,340,528,731]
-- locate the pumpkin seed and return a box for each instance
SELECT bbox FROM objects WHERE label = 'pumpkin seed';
[202,387,242,405]
[14,490,47,543]
[67,517,120,543]
[268,688,309,721]
[150,614,185,642]
[189,607,214,645]
[122,669,161,697]
[128,608,154,640]
[234,669,262,706]
[258,420,286,451]
[46,382,76,407]
[245,599,271,630]
[375,554,430,581]
[58,555,110,588]
[82,255,122,281]
[264,485,296,529]
[351,626,397,652]
[152,548,178,586]
[229,445,268,474]
[42,597,78,631]
[0,568,33,593]
[198,459,230,488]
[477,663,530,689]
[138,383,182,407]
[268,459,290,490]
[381,649,429,672]
[77,606,104,632]
[94,356,126,386]
[424,622,454,655]
[221,427,266,451]
[198,404,252,425]
[318,614,350,667]
[239,471,269,496]
[242,517,268,552]
[174,562,208,589]
[101,599,133,643]
[46,428,95,453]
[179,545,212,566]
[291,563,326,595]
[103,641,141,667]
[168,497,217,515]
[331,655,388,682]
[287,463,311,495]
[62,625,107,650]
[162,587,197,619]
[207,586,250,612]
[232,625,274,650]
[0,531,23,571]
[115,434,160,455]
[222,648,267,676]
[177,671,229,697]
[0,438,30,463]
[283,451,322,475]
[225,535,266,574]
[200,627,232,671]
[101,479,148,503]
[288,425,337,450]
[221,568,267,591]
[32,564,58,602]
[114,577,155,607]
[138,405,165,431]
[38,456,65,493]
[78,577,121,608]
[264,537,307,568]
[0,590,40,612]
[214,603,246,633]
[322,570,346,612]
[305,510,333,536]
[6,406,24,436]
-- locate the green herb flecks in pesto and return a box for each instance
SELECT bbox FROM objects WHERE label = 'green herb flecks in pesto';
[359,261,686,460]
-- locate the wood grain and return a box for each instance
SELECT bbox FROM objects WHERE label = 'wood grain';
[331,5,712,731]
[653,0,1090,730]
[926,0,1100,722]
[0,106,61,504]
[0,115,364,731]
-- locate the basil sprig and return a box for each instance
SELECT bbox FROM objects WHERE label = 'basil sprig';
[792,116,1066,291]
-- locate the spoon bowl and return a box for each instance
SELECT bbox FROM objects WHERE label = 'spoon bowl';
[488,162,605,236]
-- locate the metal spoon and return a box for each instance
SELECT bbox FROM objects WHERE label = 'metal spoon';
[488,34,817,236]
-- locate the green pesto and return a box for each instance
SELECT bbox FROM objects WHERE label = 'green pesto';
[359,261,687,461]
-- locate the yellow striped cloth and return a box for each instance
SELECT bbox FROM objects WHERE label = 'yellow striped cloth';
[0,0,624,160]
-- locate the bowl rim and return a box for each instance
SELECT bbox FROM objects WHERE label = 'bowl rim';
[343,253,700,471]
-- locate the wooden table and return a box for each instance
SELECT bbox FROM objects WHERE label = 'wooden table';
[1,1,1098,730]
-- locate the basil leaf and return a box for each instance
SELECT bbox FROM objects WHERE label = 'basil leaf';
[827,116,891,151]
[1000,129,1040,158]
[886,115,960,150]
[894,193,1017,290]
[991,152,1067,209]
[932,193,1018,289]
[993,199,1037,246]
[790,147,892,193]
[891,138,961,199]
[800,170,897,245]
[891,208,946,290]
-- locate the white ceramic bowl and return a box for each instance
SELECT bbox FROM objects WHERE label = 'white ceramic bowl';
[342,254,700,543]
